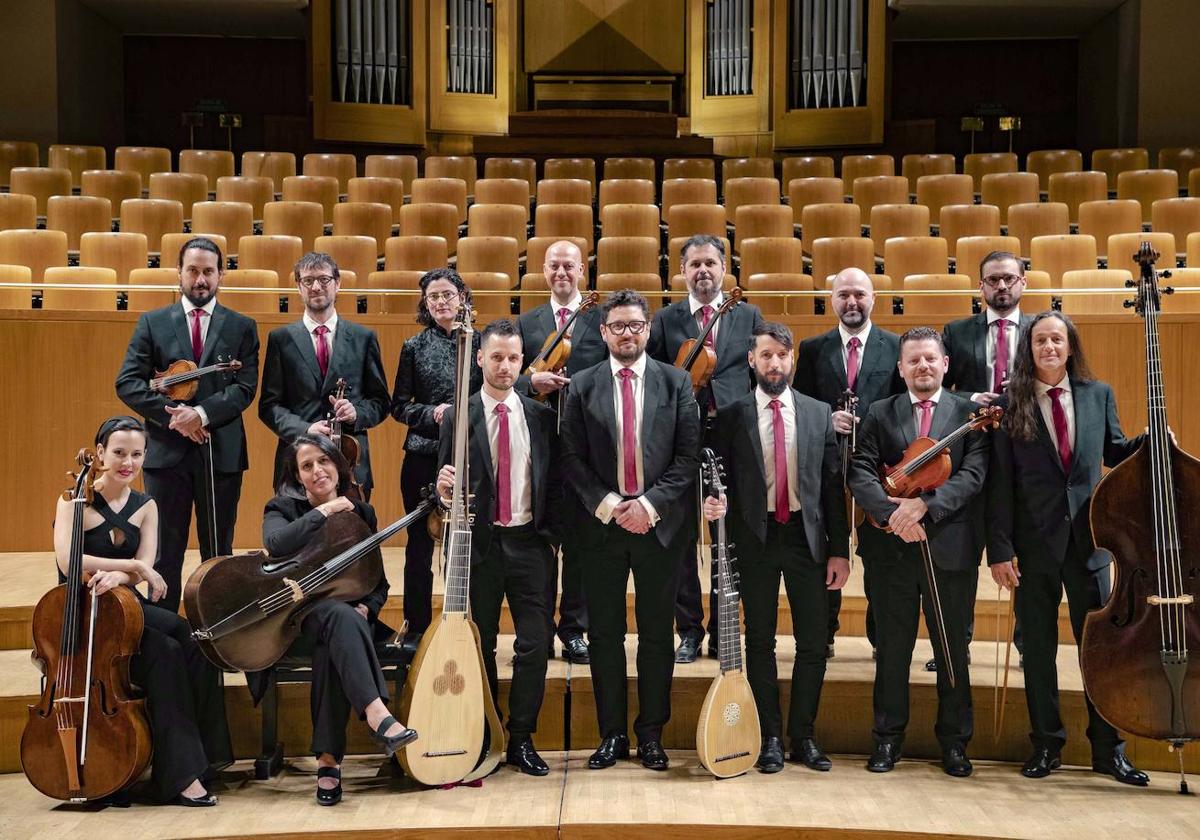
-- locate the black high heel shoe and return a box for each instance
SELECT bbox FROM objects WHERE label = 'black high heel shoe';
[368,714,419,757]
[316,766,342,806]
[173,789,218,807]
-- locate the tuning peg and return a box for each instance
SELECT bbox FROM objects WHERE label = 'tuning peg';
[1125,279,1136,288]
[1123,299,1135,308]
[1162,270,1173,279]
[1164,286,1176,295]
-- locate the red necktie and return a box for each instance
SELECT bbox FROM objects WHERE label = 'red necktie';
[618,368,639,495]
[699,304,715,347]
[557,307,570,332]
[315,325,330,379]
[494,403,511,525]
[993,319,1010,393]
[190,308,205,363]
[917,399,934,438]
[846,336,861,391]
[769,399,790,524]
[1048,387,1072,473]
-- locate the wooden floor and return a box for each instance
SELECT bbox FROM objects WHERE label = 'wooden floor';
[1,750,1195,840]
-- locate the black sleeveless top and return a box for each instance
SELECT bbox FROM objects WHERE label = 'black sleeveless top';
[58,490,153,584]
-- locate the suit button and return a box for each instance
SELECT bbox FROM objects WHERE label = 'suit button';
[1064,515,1070,521]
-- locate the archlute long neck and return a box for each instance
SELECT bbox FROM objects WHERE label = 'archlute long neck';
[443,317,475,616]
[714,510,743,673]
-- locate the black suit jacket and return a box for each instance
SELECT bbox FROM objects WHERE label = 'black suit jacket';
[793,325,905,419]
[259,318,391,492]
[848,390,990,569]
[942,312,1034,396]
[561,357,702,547]
[436,392,564,558]
[986,381,1142,572]
[115,301,259,473]
[646,297,764,411]
[517,302,609,384]
[714,388,850,562]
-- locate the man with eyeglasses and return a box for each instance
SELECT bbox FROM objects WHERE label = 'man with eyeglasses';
[115,236,260,611]
[515,239,608,665]
[561,288,701,772]
[646,234,764,664]
[259,251,391,498]
[935,250,1034,672]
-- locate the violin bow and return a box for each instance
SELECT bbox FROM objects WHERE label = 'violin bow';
[919,539,956,689]
[991,559,1018,744]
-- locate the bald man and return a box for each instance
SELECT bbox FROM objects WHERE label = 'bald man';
[515,239,608,664]
[793,268,905,655]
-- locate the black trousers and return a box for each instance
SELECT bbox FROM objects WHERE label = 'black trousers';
[871,541,974,751]
[296,599,390,762]
[471,525,551,738]
[738,515,829,741]
[400,452,438,633]
[1016,545,1120,756]
[583,519,686,744]
[143,451,242,613]
[675,420,717,643]
[545,495,588,643]
[828,523,879,647]
[131,601,232,801]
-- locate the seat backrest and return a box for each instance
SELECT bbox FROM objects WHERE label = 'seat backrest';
[0,193,37,233]
[870,203,930,257]
[411,177,468,223]
[45,195,112,252]
[963,152,1018,193]
[191,201,254,258]
[800,202,861,255]
[365,154,418,194]
[1026,149,1083,192]
[954,236,1021,284]
[841,155,895,191]
[302,152,358,195]
[544,158,596,198]
[663,158,716,181]
[127,267,179,311]
[725,177,781,224]
[0,141,41,189]
[537,178,591,207]
[1029,234,1098,285]
[0,262,33,308]
[782,156,836,189]
[598,178,655,211]
[980,172,1039,225]
[788,177,844,225]
[148,172,208,222]
[1091,148,1150,191]
[161,233,228,266]
[915,174,974,225]
[668,203,727,242]
[220,268,282,314]
[460,271,511,323]
[367,269,425,314]
[42,265,119,310]
[282,175,339,224]
[216,176,274,221]
[1159,268,1200,313]
[48,145,107,187]
[811,236,876,290]
[1153,197,1200,260]
[456,236,520,286]
[883,236,949,283]
[1106,232,1175,277]
[115,146,172,189]
[1159,148,1200,190]
[424,155,477,194]
[733,204,793,249]
[851,175,909,218]
[313,235,378,291]
[742,272,815,316]
[120,198,184,256]
[240,151,296,194]
[901,154,955,195]
[347,176,404,225]
[902,274,974,317]
[468,203,528,252]
[596,236,659,276]
[938,204,1000,259]
[1022,269,1054,312]
[333,201,393,256]
[739,237,803,281]
[604,157,655,182]
[398,203,460,254]
[385,235,449,272]
[722,157,774,193]
[79,231,148,283]
[262,200,325,252]
[81,169,142,218]
[661,178,718,222]
[1078,199,1142,259]
[10,167,72,216]
[238,234,304,289]
[1007,202,1070,258]
[1060,268,1134,314]
[474,178,531,221]
[178,149,235,192]
[482,157,535,198]
[1116,169,1179,224]
[533,204,593,252]
[0,228,68,283]
[600,203,660,240]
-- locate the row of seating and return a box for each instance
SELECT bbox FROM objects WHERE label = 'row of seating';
[4,143,1199,196]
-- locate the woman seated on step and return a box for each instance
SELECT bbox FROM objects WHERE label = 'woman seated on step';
[254,432,417,806]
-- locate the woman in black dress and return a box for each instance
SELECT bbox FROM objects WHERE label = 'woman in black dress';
[390,267,481,641]
[259,433,417,805]
[52,416,232,806]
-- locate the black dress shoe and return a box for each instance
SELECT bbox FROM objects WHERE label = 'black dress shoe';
[924,657,938,671]
[1092,750,1150,786]
[756,736,785,773]
[562,635,590,664]
[674,635,701,664]
[942,746,973,778]
[1021,747,1062,779]
[506,736,550,777]
[315,766,341,806]
[636,740,669,771]
[791,737,832,771]
[174,790,218,807]
[867,742,899,772]
[587,734,630,769]
[367,714,419,757]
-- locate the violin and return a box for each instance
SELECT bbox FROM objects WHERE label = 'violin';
[149,357,242,401]
[185,495,435,672]
[328,377,363,501]
[524,291,600,403]
[1081,242,1200,794]
[674,287,742,392]
[21,451,152,802]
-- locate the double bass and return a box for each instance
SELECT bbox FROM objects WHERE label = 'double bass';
[21,451,152,802]
[1081,242,1200,794]
[695,449,760,779]
[398,301,505,785]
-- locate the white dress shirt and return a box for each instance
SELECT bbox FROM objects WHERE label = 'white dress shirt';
[480,389,533,527]
[689,291,724,346]
[984,307,1020,387]
[303,310,339,364]
[909,388,943,437]
[180,298,218,427]
[838,322,873,377]
[595,354,659,526]
[550,292,583,337]
[756,386,802,513]
[1035,375,1075,450]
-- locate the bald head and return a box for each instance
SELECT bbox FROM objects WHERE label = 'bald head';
[543,240,585,305]
[830,267,875,330]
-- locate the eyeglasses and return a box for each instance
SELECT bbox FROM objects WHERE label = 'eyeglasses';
[298,275,336,288]
[604,320,648,335]
[981,273,1024,289]
[425,290,460,303]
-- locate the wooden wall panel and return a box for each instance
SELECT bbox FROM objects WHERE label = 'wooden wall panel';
[524,0,685,74]
[687,0,770,135]
[2,311,1195,552]
[429,0,512,134]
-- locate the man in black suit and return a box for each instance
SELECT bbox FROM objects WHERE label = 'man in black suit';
[848,327,989,778]
[986,311,1149,786]
[711,322,850,773]
[259,251,391,497]
[561,288,702,772]
[516,239,606,665]
[646,234,764,663]
[436,319,563,777]
[936,249,1034,670]
[115,236,259,611]
[793,268,904,657]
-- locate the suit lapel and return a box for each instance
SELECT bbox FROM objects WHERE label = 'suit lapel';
[1033,408,1066,475]
[929,393,956,440]
[640,359,661,451]
[894,394,916,446]
[970,314,989,389]
[470,396,495,487]
[790,388,808,475]
[322,319,353,392]
[854,328,888,393]
[287,319,323,384]
[594,361,618,455]
[523,398,544,505]
[823,330,849,391]
[743,396,767,487]
[169,303,194,363]
[538,304,556,344]
[714,302,738,367]
[1067,379,1097,480]
[199,304,227,367]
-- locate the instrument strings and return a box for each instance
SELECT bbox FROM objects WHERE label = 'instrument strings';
[55,495,87,735]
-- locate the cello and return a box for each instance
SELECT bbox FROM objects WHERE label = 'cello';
[21,451,152,802]
[1080,242,1200,794]
[399,300,505,786]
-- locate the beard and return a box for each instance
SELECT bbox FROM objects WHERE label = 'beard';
[183,286,213,307]
[755,369,788,396]
[611,342,643,364]
[839,307,866,328]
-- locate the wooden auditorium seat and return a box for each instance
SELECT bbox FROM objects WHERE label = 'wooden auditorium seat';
[603,157,655,182]
[0,193,37,233]
[161,233,228,266]
[870,203,929,258]
[663,158,715,181]
[0,228,68,283]
[1029,234,1098,285]
[148,172,207,224]
[1078,200,1142,262]
[191,201,254,260]
[733,204,792,252]
[598,178,655,211]
[1158,147,1200,192]
[1048,170,1108,225]
[220,268,282,314]
[79,231,148,283]
[411,177,468,224]
[81,169,141,222]
[661,177,718,223]
[1026,149,1083,194]
[1159,268,1200,313]
[482,157,536,200]
[119,199,184,259]
[1060,268,1133,315]
[782,156,835,189]
[1022,269,1054,312]
[302,153,358,197]
[178,149,235,194]
[668,203,726,243]
[901,154,955,196]
[851,175,909,221]
[739,237,803,283]
[1189,232,1200,267]
[0,140,40,190]
[48,144,106,188]
[516,269,551,313]
[722,157,774,194]
[385,235,448,272]
[841,155,894,195]
[596,236,659,276]
[1153,198,1200,263]
[469,203,528,253]
[42,265,118,311]
[544,158,596,200]
[788,177,844,228]
[238,235,304,290]
[365,154,418,196]
[474,178,531,222]
[811,236,875,290]
[262,200,324,252]
[537,178,591,208]
[282,175,339,226]
[1091,147,1149,193]
[915,174,973,229]
[902,274,974,318]
[938,204,1000,261]
[240,151,296,196]
[399,203,460,256]
[883,236,949,283]
[127,267,179,311]
[424,156,477,196]
[534,204,593,253]
[1117,169,1179,226]
[9,167,72,218]
[954,236,1022,284]
[963,152,1018,194]
[215,176,274,223]
[367,269,425,314]
[1007,202,1070,259]
[600,204,659,240]
[456,236,521,287]
[45,195,111,256]
[1106,232,1175,277]
[114,146,171,195]
[980,172,1039,227]
[314,235,378,292]
[333,201,392,257]
[742,272,815,316]
[347,177,404,226]
[460,271,511,322]
[0,262,33,308]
